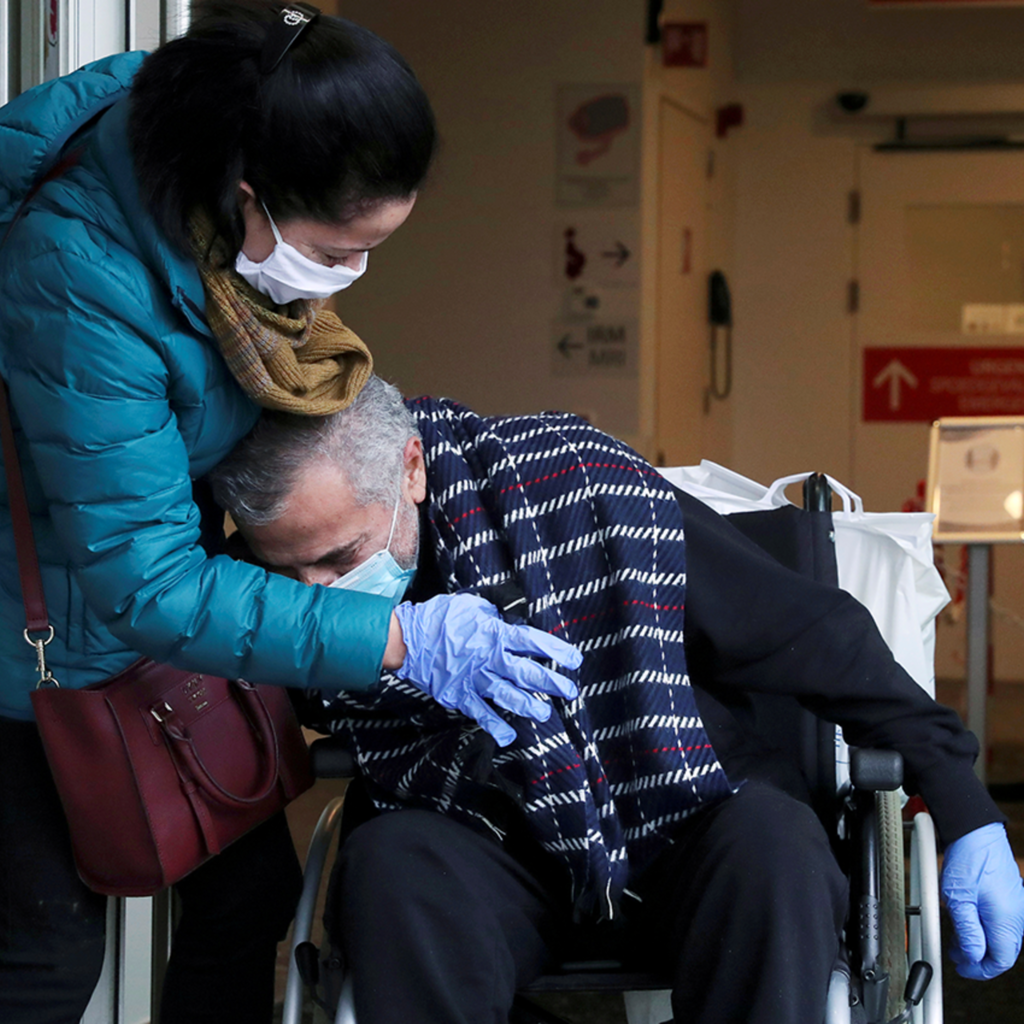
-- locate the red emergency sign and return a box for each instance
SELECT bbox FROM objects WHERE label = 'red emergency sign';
[862,347,1024,423]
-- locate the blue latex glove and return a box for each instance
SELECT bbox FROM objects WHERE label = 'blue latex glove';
[942,822,1024,980]
[394,593,582,746]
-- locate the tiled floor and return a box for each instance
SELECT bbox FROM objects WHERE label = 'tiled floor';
[275,681,1024,1023]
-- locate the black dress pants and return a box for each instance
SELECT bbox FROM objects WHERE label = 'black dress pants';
[330,781,848,1024]
[0,716,302,1024]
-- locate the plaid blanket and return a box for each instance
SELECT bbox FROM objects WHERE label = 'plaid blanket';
[316,398,732,919]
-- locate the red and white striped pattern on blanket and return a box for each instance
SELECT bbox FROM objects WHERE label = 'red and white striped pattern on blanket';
[316,398,732,920]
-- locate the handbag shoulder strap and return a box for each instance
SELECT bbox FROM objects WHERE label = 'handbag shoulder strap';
[0,149,85,642]
[0,381,49,633]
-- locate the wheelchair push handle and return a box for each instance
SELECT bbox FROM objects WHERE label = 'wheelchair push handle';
[802,473,832,513]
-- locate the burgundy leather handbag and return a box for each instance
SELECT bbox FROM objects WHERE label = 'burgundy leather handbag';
[1,378,313,896]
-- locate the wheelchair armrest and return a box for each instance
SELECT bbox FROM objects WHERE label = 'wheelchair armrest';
[310,736,358,779]
[850,747,903,792]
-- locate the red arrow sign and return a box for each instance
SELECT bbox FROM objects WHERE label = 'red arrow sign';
[863,347,1024,423]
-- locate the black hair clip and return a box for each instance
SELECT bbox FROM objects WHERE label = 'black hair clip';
[260,3,321,74]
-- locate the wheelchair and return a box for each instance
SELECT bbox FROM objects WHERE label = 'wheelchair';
[281,475,945,1024]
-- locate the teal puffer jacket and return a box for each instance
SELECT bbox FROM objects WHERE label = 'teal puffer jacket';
[0,53,390,720]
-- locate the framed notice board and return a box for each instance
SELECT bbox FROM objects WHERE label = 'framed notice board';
[927,417,1024,542]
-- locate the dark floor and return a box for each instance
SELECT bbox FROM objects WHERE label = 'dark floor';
[274,681,1024,1023]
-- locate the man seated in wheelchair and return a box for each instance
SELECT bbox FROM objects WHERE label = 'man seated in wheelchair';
[209,376,1024,1024]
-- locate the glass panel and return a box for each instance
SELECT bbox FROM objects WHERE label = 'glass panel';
[905,204,1024,333]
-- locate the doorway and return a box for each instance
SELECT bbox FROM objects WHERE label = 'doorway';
[854,146,1024,698]
[654,96,710,467]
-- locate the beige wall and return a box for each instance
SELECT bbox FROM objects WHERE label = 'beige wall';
[330,0,1024,471]
[730,0,1024,490]
[332,0,737,451]
[332,0,647,437]
[735,0,1024,84]
[729,81,859,486]
[641,0,737,464]
[332,1,1024,680]
[729,2,1024,684]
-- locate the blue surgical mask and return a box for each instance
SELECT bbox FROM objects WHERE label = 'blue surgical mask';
[328,497,415,608]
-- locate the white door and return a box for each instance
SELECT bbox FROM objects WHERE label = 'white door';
[855,147,1024,701]
[654,96,709,467]
[9,0,177,95]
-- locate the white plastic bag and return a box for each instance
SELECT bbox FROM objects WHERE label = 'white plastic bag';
[817,477,948,700]
[662,461,950,698]
[659,461,781,515]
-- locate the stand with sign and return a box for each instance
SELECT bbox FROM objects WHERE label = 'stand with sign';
[927,416,1024,783]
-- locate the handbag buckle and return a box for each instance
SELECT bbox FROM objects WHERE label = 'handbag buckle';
[150,701,174,724]
[24,626,60,689]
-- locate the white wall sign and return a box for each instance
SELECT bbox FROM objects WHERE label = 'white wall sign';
[552,318,638,378]
[554,212,640,289]
[556,84,640,207]
[962,303,1024,335]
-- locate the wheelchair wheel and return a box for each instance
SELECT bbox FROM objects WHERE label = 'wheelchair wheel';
[909,812,943,1024]
[878,790,907,1021]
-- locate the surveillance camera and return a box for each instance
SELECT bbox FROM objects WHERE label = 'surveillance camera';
[836,91,869,114]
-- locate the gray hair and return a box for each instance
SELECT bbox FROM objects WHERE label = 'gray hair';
[208,376,420,526]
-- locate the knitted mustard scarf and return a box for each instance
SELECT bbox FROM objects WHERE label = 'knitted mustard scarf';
[189,211,372,415]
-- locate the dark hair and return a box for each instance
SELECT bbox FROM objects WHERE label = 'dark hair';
[128,0,437,253]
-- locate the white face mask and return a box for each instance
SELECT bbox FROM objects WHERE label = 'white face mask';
[234,203,368,305]
[327,496,415,608]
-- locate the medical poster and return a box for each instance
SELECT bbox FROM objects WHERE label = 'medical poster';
[556,84,641,207]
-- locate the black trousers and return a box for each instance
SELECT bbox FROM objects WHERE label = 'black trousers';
[330,781,849,1024]
[0,716,302,1024]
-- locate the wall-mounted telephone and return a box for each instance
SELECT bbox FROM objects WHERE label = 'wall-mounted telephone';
[709,269,732,328]
[706,270,732,407]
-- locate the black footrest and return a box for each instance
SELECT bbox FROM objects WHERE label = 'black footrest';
[310,736,357,778]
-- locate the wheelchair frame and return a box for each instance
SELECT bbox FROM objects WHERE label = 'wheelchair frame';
[281,475,946,1024]
[280,754,943,1024]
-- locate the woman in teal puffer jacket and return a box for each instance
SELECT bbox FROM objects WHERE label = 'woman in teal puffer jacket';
[0,4,580,1022]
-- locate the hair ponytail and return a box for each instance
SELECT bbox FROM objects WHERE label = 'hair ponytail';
[129,0,436,254]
